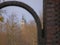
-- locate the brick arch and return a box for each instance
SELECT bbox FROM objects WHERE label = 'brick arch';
[0,1,42,45]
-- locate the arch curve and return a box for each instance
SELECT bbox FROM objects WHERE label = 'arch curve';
[0,1,42,45]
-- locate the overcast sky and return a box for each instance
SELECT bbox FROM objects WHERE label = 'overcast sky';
[1,0,43,23]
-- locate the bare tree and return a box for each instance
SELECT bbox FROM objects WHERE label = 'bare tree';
[6,13,19,45]
[0,9,7,45]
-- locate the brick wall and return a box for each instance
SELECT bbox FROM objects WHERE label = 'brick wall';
[43,0,60,45]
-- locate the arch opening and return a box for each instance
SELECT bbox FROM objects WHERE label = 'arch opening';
[0,1,42,45]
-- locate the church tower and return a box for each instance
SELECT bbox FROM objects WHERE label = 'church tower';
[20,15,27,45]
[20,15,27,30]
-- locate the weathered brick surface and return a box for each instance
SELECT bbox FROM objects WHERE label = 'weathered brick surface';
[43,0,60,45]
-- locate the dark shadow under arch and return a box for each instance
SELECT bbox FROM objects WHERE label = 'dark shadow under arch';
[0,1,42,45]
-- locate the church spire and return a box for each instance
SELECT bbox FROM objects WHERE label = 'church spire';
[20,14,27,31]
[20,14,27,27]
[22,15,24,21]
[21,14,26,24]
